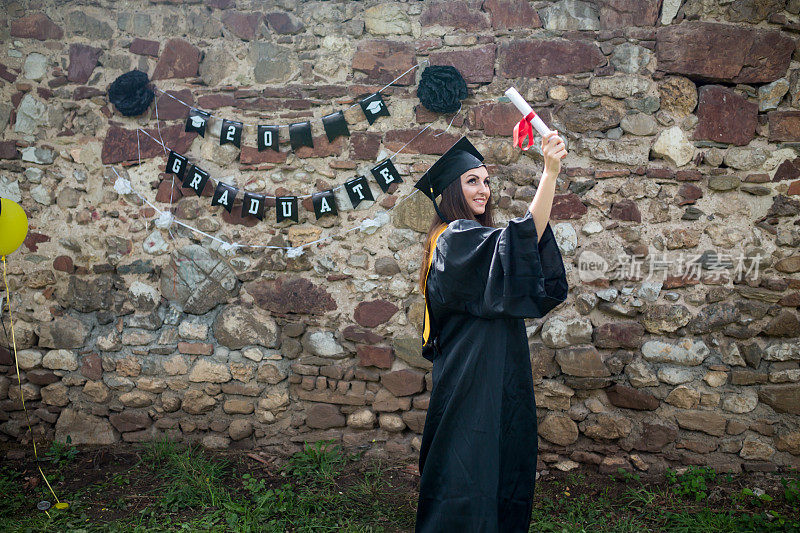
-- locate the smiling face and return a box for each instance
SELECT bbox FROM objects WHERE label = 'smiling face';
[460,165,490,216]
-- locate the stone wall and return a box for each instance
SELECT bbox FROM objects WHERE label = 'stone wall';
[0,0,799,474]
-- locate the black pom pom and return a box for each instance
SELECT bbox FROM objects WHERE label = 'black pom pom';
[417,65,468,114]
[107,70,154,116]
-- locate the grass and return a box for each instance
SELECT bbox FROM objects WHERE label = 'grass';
[0,438,798,532]
[530,465,800,532]
[0,437,416,532]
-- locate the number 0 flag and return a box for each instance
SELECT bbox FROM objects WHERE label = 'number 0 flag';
[258,125,279,152]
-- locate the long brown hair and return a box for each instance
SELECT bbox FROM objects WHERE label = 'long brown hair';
[418,175,495,293]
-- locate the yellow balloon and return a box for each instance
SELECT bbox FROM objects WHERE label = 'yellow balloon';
[0,198,29,257]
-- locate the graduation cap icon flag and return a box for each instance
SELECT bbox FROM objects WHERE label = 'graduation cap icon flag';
[365,100,383,114]
[185,109,210,137]
[360,93,390,125]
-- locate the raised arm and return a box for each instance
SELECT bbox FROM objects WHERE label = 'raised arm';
[529,131,567,241]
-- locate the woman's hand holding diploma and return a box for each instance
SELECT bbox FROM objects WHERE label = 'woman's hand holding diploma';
[542,131,567,180]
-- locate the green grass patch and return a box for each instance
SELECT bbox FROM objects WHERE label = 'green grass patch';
[1,441,798,532]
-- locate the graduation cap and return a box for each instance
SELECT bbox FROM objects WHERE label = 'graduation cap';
[413,136,485,224]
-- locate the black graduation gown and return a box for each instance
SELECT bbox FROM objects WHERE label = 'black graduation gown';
[416,210,569,533]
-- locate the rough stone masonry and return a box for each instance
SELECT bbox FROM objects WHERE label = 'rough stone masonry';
[0,0,799,476]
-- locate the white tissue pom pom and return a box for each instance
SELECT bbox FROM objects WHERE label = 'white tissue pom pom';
[214,241,238,257]
[114,177,133,195]
[154,211,174,229]
[219,242,239,255]
[359,211,390,235]
[286,247,304,258]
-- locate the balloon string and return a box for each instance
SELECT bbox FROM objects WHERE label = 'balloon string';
[2,255,62,515]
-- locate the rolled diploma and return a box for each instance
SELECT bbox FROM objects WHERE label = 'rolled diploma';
[505,87,552,138]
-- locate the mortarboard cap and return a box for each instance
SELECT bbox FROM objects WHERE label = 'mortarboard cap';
[413,137,485,223]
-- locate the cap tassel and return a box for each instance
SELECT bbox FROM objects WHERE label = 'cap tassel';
[430,186,450,224]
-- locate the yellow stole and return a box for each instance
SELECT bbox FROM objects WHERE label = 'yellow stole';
[423,225,448,346]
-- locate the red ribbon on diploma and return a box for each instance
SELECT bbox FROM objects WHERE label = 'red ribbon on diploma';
[513,111,536,151]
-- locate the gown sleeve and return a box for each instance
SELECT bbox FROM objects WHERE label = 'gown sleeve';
[428,210,568,320]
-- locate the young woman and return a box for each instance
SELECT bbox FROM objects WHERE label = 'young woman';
[413,133,569,532]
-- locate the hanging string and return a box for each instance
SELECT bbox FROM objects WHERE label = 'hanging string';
[152,94,177,216]
[152,59,430,129]
[135,129,154,236]
[433,101,462,137]
[152,93,170,157]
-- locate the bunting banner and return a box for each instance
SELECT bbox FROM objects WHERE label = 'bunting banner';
[162,147,399,224]
[185,109,210,137]
[159,86,392,154]
[220,119,243,148]
[144,61,435,229]
[211,182,238,213]
[258,125,279,152]
[370,159,403,193]
[276,196,299,223]
[312,190,338,219]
